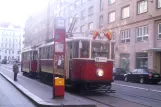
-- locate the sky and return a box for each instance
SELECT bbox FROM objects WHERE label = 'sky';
[0,0,48,26]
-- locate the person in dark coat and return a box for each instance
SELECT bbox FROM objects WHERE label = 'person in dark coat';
[13,61,19,81]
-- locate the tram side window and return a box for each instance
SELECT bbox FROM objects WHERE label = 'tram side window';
[80,41,89,58]
[30,51,33,60]
[49,46,53,59]
[33,51,37,60]
[73,41,79,58]
[46,46,50,59]
[43,47,45,59]
[28,52,30,60]
[41,48,43,59]
[69,43,72,59]
[39,48,42,59]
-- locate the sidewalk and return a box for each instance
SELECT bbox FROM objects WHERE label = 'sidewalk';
[0,66,96,107]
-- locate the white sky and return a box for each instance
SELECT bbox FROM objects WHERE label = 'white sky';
[0,0,48,26]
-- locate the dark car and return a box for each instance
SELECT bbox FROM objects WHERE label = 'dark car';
[113,68,127,80]
[124,69,161,84]
[1,59,7,64]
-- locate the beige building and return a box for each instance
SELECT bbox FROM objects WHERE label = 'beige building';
[24,0,161,73]
[52,0,161,73]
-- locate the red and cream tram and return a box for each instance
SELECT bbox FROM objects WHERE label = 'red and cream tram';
[21,48,38,77]
[21,32,114,91]
[65,35,114,90]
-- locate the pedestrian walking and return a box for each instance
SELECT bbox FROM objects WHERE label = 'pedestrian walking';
[13,61,19,81]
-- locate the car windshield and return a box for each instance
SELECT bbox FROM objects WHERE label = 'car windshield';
[92,41,109,58]
[116,68,127,73]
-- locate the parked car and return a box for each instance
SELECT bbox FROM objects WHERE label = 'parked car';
[124,68,161,84]
[113,68,127,80]
[1,59,7,64]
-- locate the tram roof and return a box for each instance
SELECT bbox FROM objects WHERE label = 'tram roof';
[38,41,54,48]
[21,47,37,53]
[66,36,111,42]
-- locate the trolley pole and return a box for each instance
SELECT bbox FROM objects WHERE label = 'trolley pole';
[53,17,66,99]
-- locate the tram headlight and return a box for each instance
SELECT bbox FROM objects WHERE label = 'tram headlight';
[96,69,104,77]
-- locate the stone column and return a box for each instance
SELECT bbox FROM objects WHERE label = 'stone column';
[148,21,155,70]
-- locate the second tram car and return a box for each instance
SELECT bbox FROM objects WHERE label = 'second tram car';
[21,48,38,77]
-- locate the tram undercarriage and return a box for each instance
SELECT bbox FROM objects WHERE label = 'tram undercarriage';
[66,79,115,93]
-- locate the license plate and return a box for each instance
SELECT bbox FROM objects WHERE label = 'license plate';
[154,75,159,77]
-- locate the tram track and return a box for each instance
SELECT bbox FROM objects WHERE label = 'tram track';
[80,91,151,107]
[112,91,161,102]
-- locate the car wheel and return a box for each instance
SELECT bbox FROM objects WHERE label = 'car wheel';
[140,78,144,84]
[124,77,128,82]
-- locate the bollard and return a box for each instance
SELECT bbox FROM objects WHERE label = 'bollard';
[54,77,65,98]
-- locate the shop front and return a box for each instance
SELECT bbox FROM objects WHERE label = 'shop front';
[120,53,130,71]
[136,52,148,69]
[142,48,161,74]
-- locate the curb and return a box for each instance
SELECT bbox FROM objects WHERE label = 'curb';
[0,72,96,107]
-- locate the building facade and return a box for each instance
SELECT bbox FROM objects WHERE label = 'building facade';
[24,0,161,73]
[52,0,161,74]
[0,23,23,62]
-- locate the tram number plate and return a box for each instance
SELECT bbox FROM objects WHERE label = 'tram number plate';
[95,57,107,62]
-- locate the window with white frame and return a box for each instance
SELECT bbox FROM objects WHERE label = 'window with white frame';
[122,6,130,19]
[80,25,85,32]
[70,5,74,11]
[64,8,68,15]
[100,0,104,10]
[88,6,93,16]
[81,10,86,19]
[121,29,130,43]
[158,23,161,39]
[60,11,64,17]
[99,15,103,28]
[88,22,94,30]
[157,0,161,8]
[109,12,115,23]
[82,0,86,4]
[136,25,148,41]
[108,0,115,5]
[111,32,116,40]
[75,0,80,7]
[137,0,147,14]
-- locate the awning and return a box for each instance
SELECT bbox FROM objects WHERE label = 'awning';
[142,48,161,52]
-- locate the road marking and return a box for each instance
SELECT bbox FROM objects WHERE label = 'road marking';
[112,83,161,93]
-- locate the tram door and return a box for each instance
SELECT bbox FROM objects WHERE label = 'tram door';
[66,42,72,79]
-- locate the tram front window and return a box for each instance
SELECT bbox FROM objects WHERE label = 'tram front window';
[92,42,109,58]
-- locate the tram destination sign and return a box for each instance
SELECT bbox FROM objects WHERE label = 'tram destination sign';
[55,17,65,29]
[95,57,107,62]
